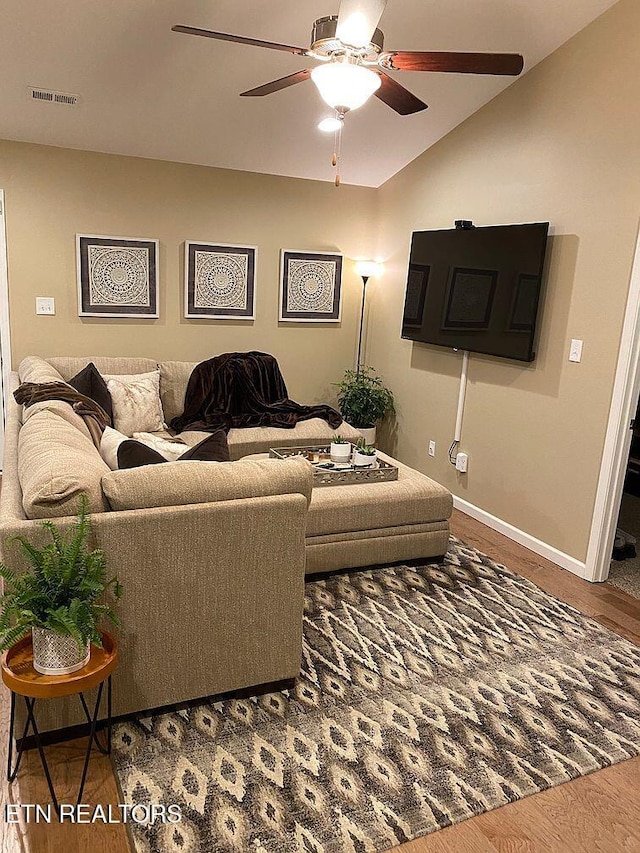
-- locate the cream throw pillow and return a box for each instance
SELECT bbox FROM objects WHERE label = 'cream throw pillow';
[99,426,129,470]
[104,371,164,437]
[132,432,187,461]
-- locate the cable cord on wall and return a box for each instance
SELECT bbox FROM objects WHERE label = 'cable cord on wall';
[450,350,470,466]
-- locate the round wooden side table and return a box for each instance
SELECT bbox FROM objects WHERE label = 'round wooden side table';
[1,630,118,814]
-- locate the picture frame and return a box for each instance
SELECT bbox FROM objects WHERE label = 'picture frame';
[279,250,343,323]
[184,241,257,320]
[76,234,159,318]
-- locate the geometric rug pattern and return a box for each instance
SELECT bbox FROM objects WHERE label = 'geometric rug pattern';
[112,538,640,853]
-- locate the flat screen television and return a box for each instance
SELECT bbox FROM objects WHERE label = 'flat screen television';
[401,222,549,362]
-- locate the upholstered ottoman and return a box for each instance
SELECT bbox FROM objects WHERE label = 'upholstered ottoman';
[243,450,452,575]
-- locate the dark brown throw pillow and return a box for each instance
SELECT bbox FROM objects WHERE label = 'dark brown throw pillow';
[68,362,113,425]
[117,440,166,469]
[179,431,230,462]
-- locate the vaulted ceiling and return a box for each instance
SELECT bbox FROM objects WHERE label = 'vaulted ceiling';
[0,0,619,186]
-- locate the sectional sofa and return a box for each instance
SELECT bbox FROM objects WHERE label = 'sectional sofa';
[0,355,452,737]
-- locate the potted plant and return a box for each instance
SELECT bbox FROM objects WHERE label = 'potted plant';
[353,439,377,468]
[0,496,122,675]
[334,366,395,446]
[330,434,352,463]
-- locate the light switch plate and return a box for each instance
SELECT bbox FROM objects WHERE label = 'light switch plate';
[569,339,583,362]
[36,297,55,315]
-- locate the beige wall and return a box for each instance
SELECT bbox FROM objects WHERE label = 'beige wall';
[369,0,640,562]
[0,141,376,403]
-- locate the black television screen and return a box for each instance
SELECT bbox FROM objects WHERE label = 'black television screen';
[401,223,549,362]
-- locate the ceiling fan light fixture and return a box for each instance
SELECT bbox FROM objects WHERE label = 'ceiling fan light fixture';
[311,61,381,111]
[318,116,343,132]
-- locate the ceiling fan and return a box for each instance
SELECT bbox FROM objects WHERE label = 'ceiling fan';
[172,0,524,182]
[173,0,524,115]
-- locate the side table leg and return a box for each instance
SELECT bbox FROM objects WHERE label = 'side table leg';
[7,692,38,783]
[23,698,60,817]
[6,691,15,781]
[78,677,112,756]
[107,675,112,754]
[76,680,104,805]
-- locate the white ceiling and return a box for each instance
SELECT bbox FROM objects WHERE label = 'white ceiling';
[0,0,618,187]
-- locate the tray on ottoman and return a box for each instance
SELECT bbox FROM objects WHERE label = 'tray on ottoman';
[269,444,398,487]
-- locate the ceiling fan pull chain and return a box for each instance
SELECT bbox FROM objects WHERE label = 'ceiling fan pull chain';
[335,116,343,187]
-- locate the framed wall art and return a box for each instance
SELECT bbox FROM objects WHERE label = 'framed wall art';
[184,242,257,320]
[76,234,159,318]
[279,250,343,323]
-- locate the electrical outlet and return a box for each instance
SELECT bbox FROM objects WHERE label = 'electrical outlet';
[455,452,468,473]
[428,440,436,457]
[35,297,55,315]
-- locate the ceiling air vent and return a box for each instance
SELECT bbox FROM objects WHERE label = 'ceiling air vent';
[28,87,80,107]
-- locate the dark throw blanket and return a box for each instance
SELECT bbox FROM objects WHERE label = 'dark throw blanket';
[170,351,343,434]
[14,381,111,448]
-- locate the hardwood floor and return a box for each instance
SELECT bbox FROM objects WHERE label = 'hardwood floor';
[2,508,639,853]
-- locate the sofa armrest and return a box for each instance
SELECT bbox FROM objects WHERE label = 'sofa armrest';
[10,493,309,735]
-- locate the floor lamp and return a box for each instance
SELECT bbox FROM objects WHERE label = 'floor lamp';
[354,261,383,371]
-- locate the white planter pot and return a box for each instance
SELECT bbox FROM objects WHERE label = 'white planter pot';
[330,442,352,462]
[356,426,377,446]
[353,449,377,468]
[32,626,91,675]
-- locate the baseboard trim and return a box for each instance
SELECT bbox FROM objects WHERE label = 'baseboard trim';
[453,496,588,579]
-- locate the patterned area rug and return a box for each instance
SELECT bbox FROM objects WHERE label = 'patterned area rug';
[112,538,640,853]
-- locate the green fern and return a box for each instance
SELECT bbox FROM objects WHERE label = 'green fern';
[0,495,122,653]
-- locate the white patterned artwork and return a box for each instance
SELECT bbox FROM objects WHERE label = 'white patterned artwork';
[185,242,256,319]
[279,250,343,322]
[76,235,159,318]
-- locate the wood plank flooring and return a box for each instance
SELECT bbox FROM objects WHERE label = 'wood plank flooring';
[1,508,639,852]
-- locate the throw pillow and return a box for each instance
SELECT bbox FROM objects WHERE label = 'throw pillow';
[103,371,164,436]
[119,432,229,468]
[67,362,113,425]
[99,426,130,470]
[180,431,229,462]
[132,432,188,461]
[117,440,166,469]
[102,426,229,470]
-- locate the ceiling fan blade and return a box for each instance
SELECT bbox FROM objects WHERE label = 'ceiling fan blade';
[171,25,309,56]
[374,73,428,115]
[240,70,312,98]
[336,0,387,48]
[381,51,524,76]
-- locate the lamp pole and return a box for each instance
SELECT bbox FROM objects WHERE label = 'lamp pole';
[356,274,369,373]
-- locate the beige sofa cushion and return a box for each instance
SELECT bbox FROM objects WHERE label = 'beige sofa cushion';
[18,356,65,384]
[22,400,94,441]
[18,410,110,519]
[102,456,313,511]
[16,357,93,440]
[306,452,453,537]
[178,418,362,461]
[159,361,198,424]
[47,356,158,381]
